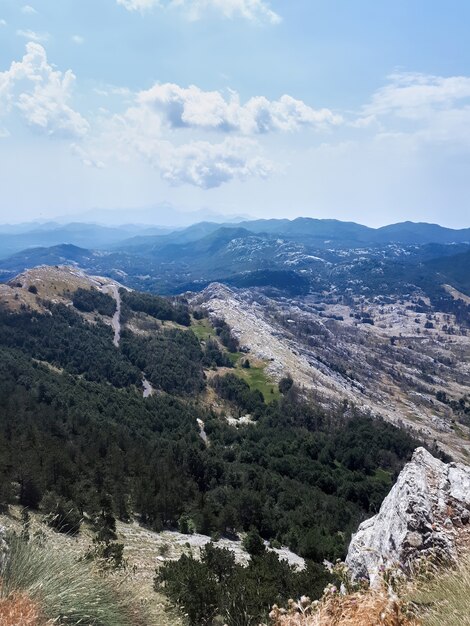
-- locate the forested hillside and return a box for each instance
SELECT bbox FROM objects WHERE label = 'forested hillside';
[0,306,419,555]
[0,270,428,623]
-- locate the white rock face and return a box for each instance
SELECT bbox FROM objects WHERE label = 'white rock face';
[346,447,470,586]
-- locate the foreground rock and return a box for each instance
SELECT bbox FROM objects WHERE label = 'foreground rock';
[346,447,470,585]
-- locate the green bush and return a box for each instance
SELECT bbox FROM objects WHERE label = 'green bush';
[41,492,82,535]
[278,375,294,395]
[243,529,266,557]
[156,543,332,626]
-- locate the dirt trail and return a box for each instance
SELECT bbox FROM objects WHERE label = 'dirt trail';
[102,283,122,347]
[142,377,155,398]
[197,418,209,446]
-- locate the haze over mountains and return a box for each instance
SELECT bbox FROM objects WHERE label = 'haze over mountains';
[0,217,469,298]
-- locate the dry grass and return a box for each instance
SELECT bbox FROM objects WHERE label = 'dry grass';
[0,510,183,626]
[0,535,133,626]
[271,552,470,626]
[409,554,470,626]
[0,591,50,626]
[270,591,418,626]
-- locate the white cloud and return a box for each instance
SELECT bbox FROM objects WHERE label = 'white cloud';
[116,0,280,23]
[0,43,89,138]
[0,19,6,26]
[157,137,272,187]
[21,5,38,14]
[71,35,85,44]
[80,96,273,187]
[365,72,470,119]
[80,79,335,187]
[16,29,49,42]
[116,0,160,10]
[181,0,281,24]
[359,72,470,147]
[138,83,342,134]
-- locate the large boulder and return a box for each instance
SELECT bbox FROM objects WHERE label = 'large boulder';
[346,447,470,586]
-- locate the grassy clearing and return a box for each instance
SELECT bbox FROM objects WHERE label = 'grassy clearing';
[191,317,216,341]
[237,362,280,402]
[191,315,280,403]
[227,351,243,365]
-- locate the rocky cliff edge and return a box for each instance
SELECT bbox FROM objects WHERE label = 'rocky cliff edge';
[346,447,470,586]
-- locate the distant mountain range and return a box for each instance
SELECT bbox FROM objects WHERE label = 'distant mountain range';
[0,217,469,297]
[0,222,171,259]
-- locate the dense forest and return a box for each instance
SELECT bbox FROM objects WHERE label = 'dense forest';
[0,290,428,621]
[71,287,117,317]
[0,299,421,553]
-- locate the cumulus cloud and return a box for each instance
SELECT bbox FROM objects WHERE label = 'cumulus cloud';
[0,19,6,26]
[116,0,280,23]
[0,43,89,138]
[137,83,342,134]
[71,35,85,44]
[16,29,49,42]
[157,137,272,187]
[83,80,336,187]
[82,98,273,187]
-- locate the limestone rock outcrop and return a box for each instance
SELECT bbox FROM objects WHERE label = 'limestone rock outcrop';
[346,447,470,585]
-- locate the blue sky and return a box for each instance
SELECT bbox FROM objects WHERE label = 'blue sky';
[1,0,470,226]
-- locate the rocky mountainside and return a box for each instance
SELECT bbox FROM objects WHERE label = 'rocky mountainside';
[193,283,470,460]
[347,447,470,585]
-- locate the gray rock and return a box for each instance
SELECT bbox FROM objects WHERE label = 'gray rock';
[0,525,8,572]
[346,447,470,586]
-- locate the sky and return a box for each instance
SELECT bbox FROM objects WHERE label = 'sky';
[0,0,470,227]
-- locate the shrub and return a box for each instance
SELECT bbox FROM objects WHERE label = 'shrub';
[155,553,219,626]
[41,492,82,535]
[243,528,266,557]
[279,376,294,395]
